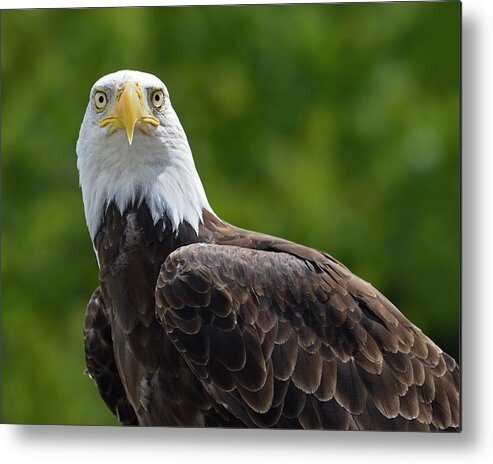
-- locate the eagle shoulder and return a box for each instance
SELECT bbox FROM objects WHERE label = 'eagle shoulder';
[155,241,459,430]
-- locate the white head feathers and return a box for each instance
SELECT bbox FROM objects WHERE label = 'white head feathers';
[76,70,213,240]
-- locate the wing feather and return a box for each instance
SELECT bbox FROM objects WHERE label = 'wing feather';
[84,288,138,425]
[155,241,460,430]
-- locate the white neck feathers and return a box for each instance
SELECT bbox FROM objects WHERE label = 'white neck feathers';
[76,103,213,240]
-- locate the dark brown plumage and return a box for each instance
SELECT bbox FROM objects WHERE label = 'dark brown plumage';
[83,203,460,430]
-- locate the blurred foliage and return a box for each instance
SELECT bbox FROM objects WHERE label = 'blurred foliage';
[1,2,460,425]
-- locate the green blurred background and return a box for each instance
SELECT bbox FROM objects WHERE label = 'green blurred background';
[1,2,460,425]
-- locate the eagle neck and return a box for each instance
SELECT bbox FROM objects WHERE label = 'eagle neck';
[94,201,213,277]
[77,128,215,242]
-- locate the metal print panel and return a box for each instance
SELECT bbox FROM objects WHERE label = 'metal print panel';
[1,1,460,430]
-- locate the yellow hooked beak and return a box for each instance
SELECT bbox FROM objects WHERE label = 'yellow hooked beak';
[99,82,159,145]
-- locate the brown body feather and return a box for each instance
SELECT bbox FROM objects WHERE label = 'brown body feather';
[84,203,460,430]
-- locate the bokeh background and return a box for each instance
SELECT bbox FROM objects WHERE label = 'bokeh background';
[1,2,460,425]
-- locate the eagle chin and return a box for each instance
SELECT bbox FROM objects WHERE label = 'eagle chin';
[77,70,459,430]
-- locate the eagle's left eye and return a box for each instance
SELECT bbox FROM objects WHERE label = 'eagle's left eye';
[151,89,164,109]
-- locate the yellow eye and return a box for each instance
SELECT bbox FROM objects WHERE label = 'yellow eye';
[94,91,108,110]
[151,89,164,109]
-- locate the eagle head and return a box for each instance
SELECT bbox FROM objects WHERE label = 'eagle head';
[76,70,212,242]
[77,70,176,148]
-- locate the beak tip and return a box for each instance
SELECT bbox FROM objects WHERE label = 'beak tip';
[126,130,134,145]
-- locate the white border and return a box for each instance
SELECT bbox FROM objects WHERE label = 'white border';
[0,0,471,8]
[2,0,493,462]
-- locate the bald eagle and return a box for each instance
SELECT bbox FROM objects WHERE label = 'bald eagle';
[77,70,460,430]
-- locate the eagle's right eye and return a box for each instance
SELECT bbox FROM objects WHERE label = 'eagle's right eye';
[94,91,109,111]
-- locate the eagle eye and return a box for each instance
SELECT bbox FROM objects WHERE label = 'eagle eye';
[94,91,109,111]
[151,89,164,109]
